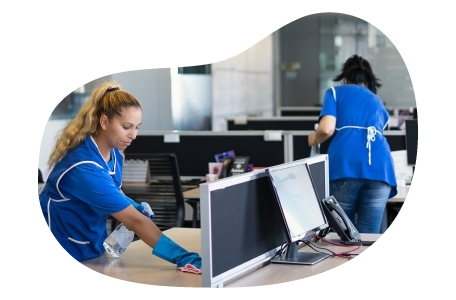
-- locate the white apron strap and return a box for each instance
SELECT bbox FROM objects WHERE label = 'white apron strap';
[335,125,381,165]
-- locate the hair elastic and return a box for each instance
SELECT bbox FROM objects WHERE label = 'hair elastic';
[106,87,119,92]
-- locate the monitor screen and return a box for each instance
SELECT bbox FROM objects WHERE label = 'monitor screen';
[405,119,418,165]
[266,161,328,243]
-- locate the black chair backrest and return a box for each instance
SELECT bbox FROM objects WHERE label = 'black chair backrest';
[122,153,185,231]
[38,168,44,183]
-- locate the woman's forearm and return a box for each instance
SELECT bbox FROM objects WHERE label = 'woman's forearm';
[315,129,332,144]
[111,205,162,249]
[130,218,162,248]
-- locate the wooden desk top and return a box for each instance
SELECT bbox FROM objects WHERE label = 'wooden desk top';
[224,245,350,288]
[81,228,202,287]
[81,228,379,288]
[183,187,200,199]
[80,228,349,288]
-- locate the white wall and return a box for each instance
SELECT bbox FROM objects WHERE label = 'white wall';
[39,69,173,178]
[211,34,274,131]
[171,71,212,130]
[40,49,272,174]
[38,119,70,180]
[112,68,173,131]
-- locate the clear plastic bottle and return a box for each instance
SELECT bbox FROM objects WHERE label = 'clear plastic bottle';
[310,123,320,157]
[103,223,135,258]
[103,202,155,258]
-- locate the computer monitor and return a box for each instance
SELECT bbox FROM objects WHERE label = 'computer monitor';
[266,160,330,265]
[405,119,418,166]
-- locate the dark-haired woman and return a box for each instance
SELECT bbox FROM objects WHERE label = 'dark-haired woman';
[308,55,397,234]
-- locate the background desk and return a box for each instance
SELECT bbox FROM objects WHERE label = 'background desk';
[121,182,201,228]
[81,228,379,288]
[183,187,200,228]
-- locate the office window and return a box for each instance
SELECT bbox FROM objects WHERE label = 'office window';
[178,64,211,75]
[318,14,368,102]
[49,91,89,120]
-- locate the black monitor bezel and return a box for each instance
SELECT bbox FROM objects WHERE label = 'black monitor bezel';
[266,161,329,243]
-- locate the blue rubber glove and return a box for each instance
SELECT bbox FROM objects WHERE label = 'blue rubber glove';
[126,197,155,219]
[126,197,143,211]
[152,234,202,269]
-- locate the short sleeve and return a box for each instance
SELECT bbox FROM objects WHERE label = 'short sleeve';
[59,163,131,216]
[319,88,337,121]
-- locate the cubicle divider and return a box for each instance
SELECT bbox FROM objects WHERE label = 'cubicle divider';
[124,130,406,177]
[226,117,319,131]
[124,131,287,177]
[277,106,416,119]
[277,106,414,119]
[200,154,329,288]
[227,116,412,132]
[289,130,407,161]
[278,106,322,117]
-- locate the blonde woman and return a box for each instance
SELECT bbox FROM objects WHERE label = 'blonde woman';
[39,82,201,270]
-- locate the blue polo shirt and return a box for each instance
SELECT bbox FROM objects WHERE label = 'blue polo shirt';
[320,84,397,197]
[39,136,134,261]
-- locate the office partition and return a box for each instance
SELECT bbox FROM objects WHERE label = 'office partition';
[226,117,319,131]
[278,106,322,117]
[125,131,286,177]
[290,130,406,161]
[200,155,329,288]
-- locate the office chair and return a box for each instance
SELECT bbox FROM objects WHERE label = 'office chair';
[119,153,186,231]
[38,168,44,183]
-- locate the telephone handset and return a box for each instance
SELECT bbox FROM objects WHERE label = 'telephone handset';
[219,157,234,179]
[320,196,361,243]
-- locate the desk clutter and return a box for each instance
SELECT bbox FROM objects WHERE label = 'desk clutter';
[123,159,205,185]
[208,150,255,181]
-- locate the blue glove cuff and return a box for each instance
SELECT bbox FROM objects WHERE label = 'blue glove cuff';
[152,234,201,268]
[126,196,142,211]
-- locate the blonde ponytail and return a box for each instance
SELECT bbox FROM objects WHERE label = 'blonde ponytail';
[48,81,141,168]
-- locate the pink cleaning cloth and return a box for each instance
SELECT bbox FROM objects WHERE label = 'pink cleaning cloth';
[177,264,202,274]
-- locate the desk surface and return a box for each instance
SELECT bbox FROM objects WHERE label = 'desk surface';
[183,187,200,199]
[81,228,380,288]
[81,228,202,287]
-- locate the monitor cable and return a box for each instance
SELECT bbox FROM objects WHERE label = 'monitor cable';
[269,242,289,261]
[310,233,364,260]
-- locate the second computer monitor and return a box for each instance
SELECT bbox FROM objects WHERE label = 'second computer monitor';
[266,160,329,244]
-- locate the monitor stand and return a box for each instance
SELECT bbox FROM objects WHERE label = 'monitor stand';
[271,241,330,265]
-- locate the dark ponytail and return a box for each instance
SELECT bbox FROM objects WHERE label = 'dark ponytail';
[333,55,382,94]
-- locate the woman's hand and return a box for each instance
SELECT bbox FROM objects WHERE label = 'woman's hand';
[308,116,336,146]
[308,131,318,146]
